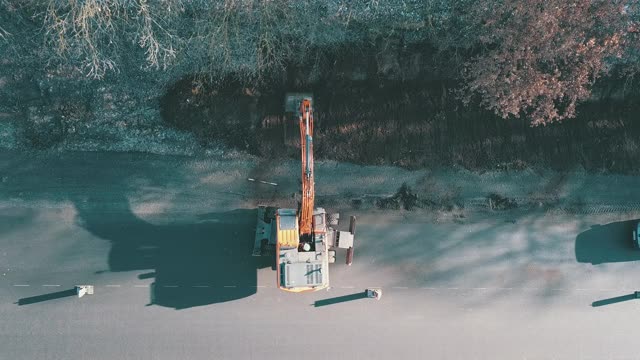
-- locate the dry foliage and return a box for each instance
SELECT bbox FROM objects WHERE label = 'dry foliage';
[41,0,181,78]
[0,0,17,42]
[28,0,426,81]
[460,0,630,125]
[197,0,304,83]
[3,0,639,128]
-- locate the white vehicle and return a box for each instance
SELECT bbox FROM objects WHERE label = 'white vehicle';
[76,285,94,298]
[366,288,382,300]
[633,222,640,248]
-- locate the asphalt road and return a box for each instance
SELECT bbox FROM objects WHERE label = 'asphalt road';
[3,151,640,360]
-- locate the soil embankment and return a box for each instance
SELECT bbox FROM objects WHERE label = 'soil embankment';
[1,24,639,173]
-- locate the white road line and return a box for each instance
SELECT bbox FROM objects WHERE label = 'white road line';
[7,284,623,293]
[247,178,278,186]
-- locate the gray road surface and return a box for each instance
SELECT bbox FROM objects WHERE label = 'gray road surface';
[2,151,640,360]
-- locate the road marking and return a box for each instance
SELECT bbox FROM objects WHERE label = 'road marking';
[247,178,278,186]
[7,284,631,294]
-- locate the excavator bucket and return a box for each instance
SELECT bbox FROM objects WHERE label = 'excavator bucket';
[284,93,313,113]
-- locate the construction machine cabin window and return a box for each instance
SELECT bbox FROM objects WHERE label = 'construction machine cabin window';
[313,214,324,231]
[279,216,296,230]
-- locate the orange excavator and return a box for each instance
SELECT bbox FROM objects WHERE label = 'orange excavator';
[253,95,356,292]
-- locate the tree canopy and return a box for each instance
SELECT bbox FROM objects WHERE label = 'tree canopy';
[2,0,638,125]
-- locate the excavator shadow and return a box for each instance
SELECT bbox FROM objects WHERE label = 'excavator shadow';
[77,198,270,309]
[150,209,272,309]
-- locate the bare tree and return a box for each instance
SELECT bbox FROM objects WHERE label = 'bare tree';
[39,0,182,78]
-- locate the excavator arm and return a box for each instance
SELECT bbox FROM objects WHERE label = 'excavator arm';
[298,99,315,238]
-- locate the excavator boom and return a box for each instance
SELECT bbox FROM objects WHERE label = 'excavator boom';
[299,99,314,237]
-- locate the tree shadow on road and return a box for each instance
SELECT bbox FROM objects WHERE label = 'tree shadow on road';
[575,220,640,265]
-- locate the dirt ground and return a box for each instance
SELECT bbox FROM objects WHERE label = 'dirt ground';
[4,150,640,222]
[2,45,640,175]
[156,76,640,173]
